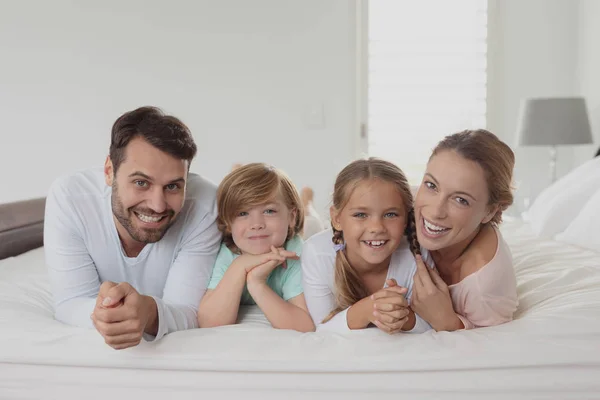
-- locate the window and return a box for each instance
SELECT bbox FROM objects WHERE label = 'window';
[367,0,488,184]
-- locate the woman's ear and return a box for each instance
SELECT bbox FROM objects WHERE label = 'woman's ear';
[482,204,500,224]
[330,206,342,231]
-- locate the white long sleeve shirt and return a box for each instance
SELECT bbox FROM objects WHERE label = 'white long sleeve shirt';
[43,167,221,341]
[301,229,432,333]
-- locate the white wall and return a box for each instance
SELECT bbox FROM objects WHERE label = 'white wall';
[576,0,600,160]
[487,0,597,213]
[2,1,597,218]
[0,0,359,217]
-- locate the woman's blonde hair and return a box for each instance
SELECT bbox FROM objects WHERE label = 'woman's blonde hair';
[323,158,419,323]
[431,129,515,225]
[217,163,304,254]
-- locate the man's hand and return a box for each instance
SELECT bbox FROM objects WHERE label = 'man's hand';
[91,281,158,350]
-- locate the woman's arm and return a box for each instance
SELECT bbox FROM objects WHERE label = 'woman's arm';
[411,255,465,331]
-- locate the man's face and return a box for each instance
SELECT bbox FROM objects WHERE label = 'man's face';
[105,137,188,249]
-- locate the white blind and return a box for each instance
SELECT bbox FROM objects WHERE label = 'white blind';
[368,0,488,184]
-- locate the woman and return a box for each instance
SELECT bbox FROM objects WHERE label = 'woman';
[410,129,518,331]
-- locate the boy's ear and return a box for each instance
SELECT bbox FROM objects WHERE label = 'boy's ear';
[330,206,342,231]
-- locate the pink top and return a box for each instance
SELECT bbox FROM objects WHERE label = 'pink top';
[448,227,518,329]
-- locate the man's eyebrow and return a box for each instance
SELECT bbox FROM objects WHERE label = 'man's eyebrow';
[168,177,186,185]
[128,172,185,185]
[129,171,153,180]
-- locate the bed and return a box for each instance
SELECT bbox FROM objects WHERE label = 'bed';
[1,198,600,399]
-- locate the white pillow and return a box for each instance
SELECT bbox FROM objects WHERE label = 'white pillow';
[523,156,600,238]
[302,203,326,240]
[555,187,600,252]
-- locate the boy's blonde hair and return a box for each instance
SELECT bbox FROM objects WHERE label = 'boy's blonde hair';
[217,163,305,253]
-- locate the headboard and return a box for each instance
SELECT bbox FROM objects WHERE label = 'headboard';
[0,198,46,260]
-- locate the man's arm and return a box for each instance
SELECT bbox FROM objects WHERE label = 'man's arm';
[44,179,100,327]
[147,203,221,341]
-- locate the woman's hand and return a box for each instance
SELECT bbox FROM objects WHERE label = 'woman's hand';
[410,255,463,331]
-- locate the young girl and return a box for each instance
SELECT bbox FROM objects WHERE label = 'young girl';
[197,163,315,332]
[301,158,433,334]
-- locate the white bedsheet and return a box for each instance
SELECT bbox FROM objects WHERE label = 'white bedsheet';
[1,218,600,399]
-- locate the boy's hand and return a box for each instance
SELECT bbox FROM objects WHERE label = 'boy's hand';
[231,249,287,274]
[246,246,299,284]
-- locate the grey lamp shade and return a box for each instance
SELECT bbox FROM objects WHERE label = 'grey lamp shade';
[516,97,593,146]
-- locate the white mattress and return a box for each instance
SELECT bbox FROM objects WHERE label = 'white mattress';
[1,218,600,399]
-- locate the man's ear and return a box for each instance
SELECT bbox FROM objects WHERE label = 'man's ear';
[104,156,114,186]
[330,206,342,231]
[482,204,500,224]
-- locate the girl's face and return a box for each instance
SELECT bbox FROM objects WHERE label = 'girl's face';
[331,179,407,272]
[230,192,296,255]
[414,150,497,252]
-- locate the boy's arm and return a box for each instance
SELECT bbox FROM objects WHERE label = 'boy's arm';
[197,256,248,328]
[246,284,315,332]
[247,246,314,332]
[198,251,288,327]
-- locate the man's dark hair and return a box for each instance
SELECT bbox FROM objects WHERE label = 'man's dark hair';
[109,106,197,173]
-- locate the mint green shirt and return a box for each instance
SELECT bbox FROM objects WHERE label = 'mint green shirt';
[207,235,304,305]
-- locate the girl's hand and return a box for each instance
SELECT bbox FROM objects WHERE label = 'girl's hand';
[246,246,299,285]
[370,279,411,334]
[410,255,463,331]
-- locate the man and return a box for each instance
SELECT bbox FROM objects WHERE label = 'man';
[44,106,221,350]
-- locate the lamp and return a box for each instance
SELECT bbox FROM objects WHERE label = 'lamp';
[516,97,593,183]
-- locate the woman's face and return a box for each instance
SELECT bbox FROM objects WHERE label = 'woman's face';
[414,150,497,251]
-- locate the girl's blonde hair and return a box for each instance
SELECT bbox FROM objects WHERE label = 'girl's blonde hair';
[431,129,515,225]
[217,163,304,254]
[323,158,419,323]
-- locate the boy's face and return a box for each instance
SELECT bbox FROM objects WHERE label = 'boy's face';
[230,193,296,255]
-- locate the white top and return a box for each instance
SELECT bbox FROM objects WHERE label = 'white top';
[43,167,221,341]
[301,229,432,333]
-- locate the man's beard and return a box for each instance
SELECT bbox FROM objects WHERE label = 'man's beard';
[111,182,176,244]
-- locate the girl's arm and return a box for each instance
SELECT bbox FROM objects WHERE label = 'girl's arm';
[246,283,315,332]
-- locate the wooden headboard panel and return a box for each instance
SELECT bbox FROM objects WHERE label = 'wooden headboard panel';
[0,198,46,260]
